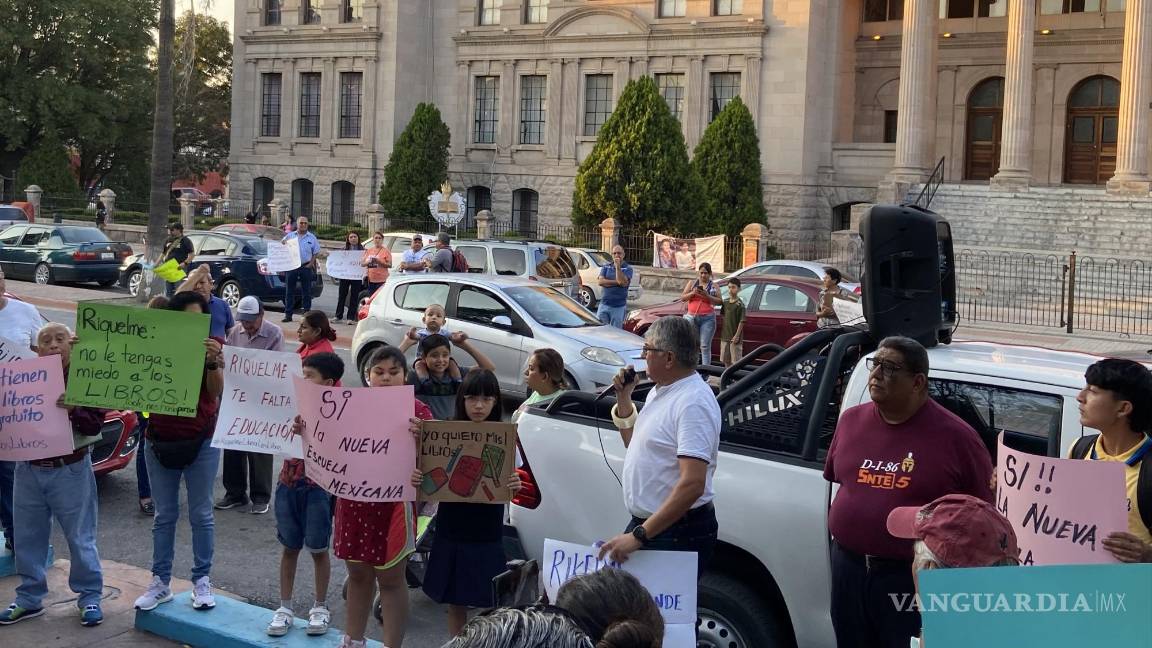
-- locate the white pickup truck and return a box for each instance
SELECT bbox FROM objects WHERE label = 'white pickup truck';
[510,327,1103,648]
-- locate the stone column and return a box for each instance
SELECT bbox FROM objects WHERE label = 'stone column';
[498,60,516,159]
[740,223,769,268]
[269,199,288,225]
[885,0,938,186]
[280,58,297,150]
[475,209,494,239]
[245,58,258,150]
[742,55,762,128]
[599,217,619,252]
[991,0,1036,191]
[1108,0,1152,194]
[366,203,384,234]
[685,55,705,150]
[454,61,471,157]
[614,57,630,101]
[179,197,196,230]
[98,188,117,225]
[545,59,563,159]
[561,58,580,160]
[320,57,335,149]
[632,57,648,80]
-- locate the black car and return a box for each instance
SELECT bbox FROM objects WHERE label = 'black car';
[119,230,324,307]
[0,224,132,286]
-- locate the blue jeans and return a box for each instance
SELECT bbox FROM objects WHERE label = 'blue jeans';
[145,441,220,583]
[0,460,14,542]
[135,418,151,500]
[596,303,627,328]
[13,455,103,609]
[283,265,315,319]
[684,313,716,365]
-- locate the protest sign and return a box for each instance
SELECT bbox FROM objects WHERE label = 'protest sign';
[293,379,416,502]
[324,250,366,281]
[268,239,302,273]
[0,354,76,461]
[418,421,516,503]
[996,434,1127,565]
[0,336,33,364]
[918,563,1151,647]
[542,538,697,648]
[64,304,209,417]
[832,297,865,325]
[212,347,303,457]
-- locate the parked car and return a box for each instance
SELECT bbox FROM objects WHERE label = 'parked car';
[0,204,32,228]
[118,230,324,307]
[510,329,1108,648]
[568,247,644,308]
[351,274,646,397]
[0,225,132,286]
[212,223,286,239]
[732,259,861,295]
[623,276,830,355]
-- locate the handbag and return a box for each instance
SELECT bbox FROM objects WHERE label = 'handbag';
[150,436,207,470]
[491,559,541,607]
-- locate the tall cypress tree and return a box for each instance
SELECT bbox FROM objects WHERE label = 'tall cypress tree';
[572,76,701,233]
[378,103,452,218]
[691,96,766,238]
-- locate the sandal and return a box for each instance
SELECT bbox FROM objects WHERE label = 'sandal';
[140,499,155,516]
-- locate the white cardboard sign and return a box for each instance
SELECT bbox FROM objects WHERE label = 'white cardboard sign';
[212,346,304,457]
[325,250,366,281]
[268,240,302,273]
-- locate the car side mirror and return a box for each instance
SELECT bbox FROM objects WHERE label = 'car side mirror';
[492,315,512,328]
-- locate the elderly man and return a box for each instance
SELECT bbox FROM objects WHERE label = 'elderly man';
[425,232,454,272]
[599,317,720,576]
[824,336,994,648]
[216,296,285,514]
[281,216,322,322]
[596,245,632,328]
[399,236,429,274]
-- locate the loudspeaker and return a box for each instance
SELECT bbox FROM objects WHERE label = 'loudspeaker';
[861,204,956,347]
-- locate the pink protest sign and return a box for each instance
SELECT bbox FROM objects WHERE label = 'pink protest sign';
[292,378,417,502]
[996,433,1128,565]
[0,354,76,461]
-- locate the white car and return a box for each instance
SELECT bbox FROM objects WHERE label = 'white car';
[732,259,861,295]
[569,247,643,308]
[350,274,647,396]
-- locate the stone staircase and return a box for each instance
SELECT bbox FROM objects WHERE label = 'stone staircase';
[919,184,1152,259]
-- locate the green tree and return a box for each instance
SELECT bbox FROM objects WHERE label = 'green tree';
[377,103,451,218]
[572,76,701,233]
[147,0,176,266]
[16,135,81,197]
[173,10,232,181]
[691,97,765,238]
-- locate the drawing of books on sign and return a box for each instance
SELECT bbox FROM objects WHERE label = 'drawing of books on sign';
[418,421,517,503]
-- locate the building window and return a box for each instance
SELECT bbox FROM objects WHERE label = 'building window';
[465,186,492,231]
[656,73,685,121]
[512,189,539,236]
[939,0,1007,18]
[883,110,898,143]
[260,73,282,138]
[1040,0,1102,13]
[709,72,740,122]
[301,0,320,24]
[298,72,321,138]
[479,0,500,25]
[339,72,363,139]
[864,0,903,21]
[519,76,547,145]
[263,0,282,26]
[659,0,687,17]
[474,76,500,144]
[331,181,355,225]
[714,0,743,15]
[583,74,613,136]
[526,0,548,23]
[291,179,314,218]
[341,0,363,23]
[253,178,275,217]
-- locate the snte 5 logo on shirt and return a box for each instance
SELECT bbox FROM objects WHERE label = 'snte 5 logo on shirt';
[857,452,917,490]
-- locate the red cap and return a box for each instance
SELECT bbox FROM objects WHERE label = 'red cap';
[886,494,1020,568]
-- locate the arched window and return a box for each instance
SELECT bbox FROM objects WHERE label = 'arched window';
[964,77,1004,181]
[1064,76,1120,184]
[465,186,492,232]
[291,179,314,219]
[331,181,355,225]
[511,189,539,237]
[253,177,274,217]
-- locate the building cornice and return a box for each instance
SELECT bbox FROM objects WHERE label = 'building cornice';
[455,25,766,48]
[240,28,383,45]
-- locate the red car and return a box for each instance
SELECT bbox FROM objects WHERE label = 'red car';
[623,276,828,357]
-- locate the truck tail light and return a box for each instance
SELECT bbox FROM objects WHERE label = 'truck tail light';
[511,441,541,510]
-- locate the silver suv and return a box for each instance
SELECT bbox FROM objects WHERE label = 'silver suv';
[450,239,581,300]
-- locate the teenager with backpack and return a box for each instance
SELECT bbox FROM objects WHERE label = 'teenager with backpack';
[1073,358,1152,563]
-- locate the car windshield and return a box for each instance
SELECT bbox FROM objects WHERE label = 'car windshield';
[505,286,601,328]
[587,250,612,266]
[60,228,109,243]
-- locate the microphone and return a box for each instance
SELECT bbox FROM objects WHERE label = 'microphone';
[595,367,637,402]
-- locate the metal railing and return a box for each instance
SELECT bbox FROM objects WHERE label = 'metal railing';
[913,157,946,211]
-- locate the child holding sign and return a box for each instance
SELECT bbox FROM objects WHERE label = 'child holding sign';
[410,369,522,636]
[0,324,107,628]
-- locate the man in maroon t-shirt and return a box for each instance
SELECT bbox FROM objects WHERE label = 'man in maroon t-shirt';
[824,336,993,648]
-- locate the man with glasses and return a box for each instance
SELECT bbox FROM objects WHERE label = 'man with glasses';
[823,336,993,648]
[598,317,720,581]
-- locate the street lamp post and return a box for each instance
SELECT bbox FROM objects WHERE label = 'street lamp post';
[24,185,42,222]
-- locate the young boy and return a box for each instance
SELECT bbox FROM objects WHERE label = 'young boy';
[0,324,106,627]
[408,332,496,420]
[399,304,452,356]
[266,352,344,637]
[719,278,747,367]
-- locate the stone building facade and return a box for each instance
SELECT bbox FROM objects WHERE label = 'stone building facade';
[229,0,1151,245]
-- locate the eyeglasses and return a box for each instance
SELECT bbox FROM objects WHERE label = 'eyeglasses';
[641,346,669,356]
[865,357,907,378]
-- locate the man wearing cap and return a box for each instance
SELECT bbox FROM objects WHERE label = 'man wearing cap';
[281,217,322,322]
[399,236,429,274]
[823,336,994,648]
[425,232,454,272]
[217,296,285,514]
[887,494,1021,648]
[162,223,194,297]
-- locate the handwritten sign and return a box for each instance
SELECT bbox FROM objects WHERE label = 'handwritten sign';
[325,250,366,281]
[293,379,416,502]
[918,563,1151,647]
[542,538,697,648]
[418,421,517,503]
[212,347,303,457]
[0,355,75,461]
[832,297,865,325]
[996,434,1127,565]
[268,240,302,273]
[64,304,209,417]
[0,337,33,364]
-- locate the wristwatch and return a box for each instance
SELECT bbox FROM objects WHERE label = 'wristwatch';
[631,525,650,546]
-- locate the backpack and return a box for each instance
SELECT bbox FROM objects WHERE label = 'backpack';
[1071,434,1152,533]
[451,248,469,273]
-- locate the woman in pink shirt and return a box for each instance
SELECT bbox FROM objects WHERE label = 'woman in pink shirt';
[680,262,722,365]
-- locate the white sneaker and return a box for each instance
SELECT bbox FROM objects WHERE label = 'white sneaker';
[337,636,367,648]
[266,607,294,636]
[134,576,173,611]
[306,606,330,635]
[191,576,215,610]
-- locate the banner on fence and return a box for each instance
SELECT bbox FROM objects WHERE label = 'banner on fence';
[213,347,304,457]
[324,250,366,281]
[653,233,724,273]
[0,354,75,461]
[268,240,302,273]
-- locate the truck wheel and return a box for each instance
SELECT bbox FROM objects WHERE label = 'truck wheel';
[697,572,794,648]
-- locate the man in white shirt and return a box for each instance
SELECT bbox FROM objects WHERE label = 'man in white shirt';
[599,316,720,577]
